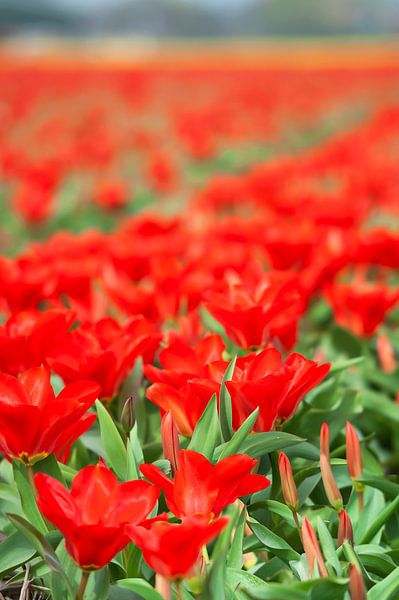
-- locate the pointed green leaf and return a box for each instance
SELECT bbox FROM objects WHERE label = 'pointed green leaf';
[189,394,221,459]
[220,355,237,442]
[96,400,127,480]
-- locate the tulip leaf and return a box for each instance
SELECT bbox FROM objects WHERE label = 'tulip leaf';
[359,494,399,544]
[329,356,364,373]
[116,578,164,600]
[248,519,300,562]
[231,432,305,459]
[0,531,37,577]
[367,566,399,600]
[95,400,128,480]
[227,507,247,569]
[248,500,299,529]
[316,517,342,576]
[219,355,237,442]
[12,461,47,533]
[6,513,74,596]
[188,394,221,460]
[214,407,259,461]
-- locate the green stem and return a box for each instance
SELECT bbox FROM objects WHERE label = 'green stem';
[26,465,37,499]
[175,581,184,600]
[76,571,90,600]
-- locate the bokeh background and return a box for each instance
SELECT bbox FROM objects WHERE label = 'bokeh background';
[1,0,399,37]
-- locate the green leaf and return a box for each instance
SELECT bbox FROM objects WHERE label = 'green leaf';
[7,513,74,597]
[116,578,164,600]
[360,495,399,544]
[316,517,342,576]
[362,390,399,425]
[219,355,237,442]
[329,356,364,374]
[12,461,47,533]
[248,500,298,529]
[96,400,128,480]
[367,566,399,600]
[33,454,65,485]
[248,519,300,562]
[189,394,221,460]
[214,408,259,461]
[0,531,37,577]
[235,432,305,459]
[227,508,247,569]
[357,476,399,499]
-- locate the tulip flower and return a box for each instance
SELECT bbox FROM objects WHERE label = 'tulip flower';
[346,422,364,511]
[126,516,228,580]
[320,454,343,512]
[141,449,269,520]
[49,315,160,400]
[325,281,399,337]
[278,453,299,511]
[302,518,328,578]
[0,365,100,466]
[320,422,330,460]
[161,410,180,475]
[376,334,396,373]
[349,564,366,600]
[0,309,74,375]
[338,510,354,546]
[35,461,159,570]
[226,348,330,431]
[144,334,225,436]
[204,273,304,350]
[120,396,135,433]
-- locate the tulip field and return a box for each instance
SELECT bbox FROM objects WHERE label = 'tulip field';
[0,44,399,599]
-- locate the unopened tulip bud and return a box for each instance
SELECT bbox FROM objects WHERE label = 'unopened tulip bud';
[338,510,354,546]
[302,517,328,578]
[346,422,363,481]
[161,410,180,475]
[320,453,343,512]
[121,396,135,433]
[349,564,366,600]
[320,422,330,460]
[376,334,396,373]
[278,452,299,511]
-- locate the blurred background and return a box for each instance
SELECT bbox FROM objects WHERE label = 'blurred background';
[1,0,399,38]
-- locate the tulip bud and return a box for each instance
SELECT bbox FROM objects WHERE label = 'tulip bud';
[120,396,135,433]
[278,452,299,511]
[320,422,330,460]
[161,410,180,475]
[302,517,328,578]
[376,334,396,373]
[320,453,343,512]
[338,510,354,546]
[345,422,363,481]
[349,564,366,600]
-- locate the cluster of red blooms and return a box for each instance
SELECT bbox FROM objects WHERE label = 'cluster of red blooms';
[0,64,398,590]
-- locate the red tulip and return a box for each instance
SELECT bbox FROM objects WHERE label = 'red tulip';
[338,510,354,546]
[302,517,328,578]
[49,316,160,400]
[349,564,366,600]
[278,453,298,511]
[140,449,269,520]
[35,462,159,570]
[325,281,399,337]
[226,348,330,431]
[144,334,225,436]
[0,365,100,465]
[205,273,304,350]
[126,516,228,580]
[346,422,363,481]
[0,309,74,375]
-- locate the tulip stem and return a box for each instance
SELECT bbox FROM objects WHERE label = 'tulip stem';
[292,510,302,541]
[26,465,37,499]
[76,570,90,600]
[358,489,364,512]
[175,581,184,600]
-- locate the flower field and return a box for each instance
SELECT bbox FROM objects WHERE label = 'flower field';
[0,43,399,599]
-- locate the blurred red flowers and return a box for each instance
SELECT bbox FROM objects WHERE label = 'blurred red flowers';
[35,461,159,570]
[49,316,160,399]
[0,365,100,465]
